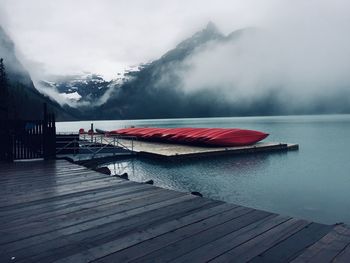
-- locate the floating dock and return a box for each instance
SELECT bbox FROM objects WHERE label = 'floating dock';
[100,135,299,159]
[1,159,349,262]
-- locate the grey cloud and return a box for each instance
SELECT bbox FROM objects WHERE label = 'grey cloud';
[165,0,350,112]
[1,0,350,116]
[0,0,269,79]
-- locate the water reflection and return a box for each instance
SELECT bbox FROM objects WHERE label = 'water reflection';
[104,153,274,206]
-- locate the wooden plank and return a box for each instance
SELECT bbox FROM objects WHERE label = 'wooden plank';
[0,164,96,176]
[0,172,116,190]
[0,167,97,180]
[0,194,194,253]
[0,180,125,208]
[0,168,97,182]
[0,180,131,213]
[0,162,88,172]
[291,225,350,263]
[333,244,350,263]
[0,181,142,218]
[0,164,83,172]
[249,222,333,263]
[0,171,107,190]
[0,171,98,186]
[0,185,160,229]
[93,205,251,263]
[209,219,311,263]
[0,177,125,207]
[0,171,114,192]
[8,203,233,263]
[0,189,186,245]
[0,175,110,192]
[1,177,110,195]
[2,183,136,217]
[1,196,211,262]
[164,214,291,263]
[0,166,84,175]
[26,198,220,263]
[0,175,122,201]
[130,210,274,263]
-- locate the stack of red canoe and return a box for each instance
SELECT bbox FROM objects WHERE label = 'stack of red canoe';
[109,127,269,147]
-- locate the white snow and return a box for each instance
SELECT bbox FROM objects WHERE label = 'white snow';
[60,91,82,101]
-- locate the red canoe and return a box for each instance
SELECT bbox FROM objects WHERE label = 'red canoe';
[109,127,269,147]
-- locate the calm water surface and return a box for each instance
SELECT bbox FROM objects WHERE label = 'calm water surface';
[57,115,350,224]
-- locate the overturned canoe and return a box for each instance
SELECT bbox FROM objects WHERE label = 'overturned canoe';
[109,127,269,147]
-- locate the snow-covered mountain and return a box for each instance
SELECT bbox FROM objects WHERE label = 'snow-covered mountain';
[38,73,126,106]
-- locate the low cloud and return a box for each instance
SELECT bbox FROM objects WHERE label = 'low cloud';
[166,0,350,113]
[2,0,350,116]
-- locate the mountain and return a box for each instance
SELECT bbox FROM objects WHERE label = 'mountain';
[0,26,74,120]
[35,22,234,119]
[38,65,141,109]
[34,22,350,120]
[29,22,284,120]
[0,26,36,90]
[99,23,347,119]
[97,22,258,119]
[55,74,110,102]
[30,22,276,120]
[38,73,114,105]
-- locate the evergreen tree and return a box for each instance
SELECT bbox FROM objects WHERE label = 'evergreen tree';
[0,58,9,119]
[0,58,7,85]
[0,58,9,160]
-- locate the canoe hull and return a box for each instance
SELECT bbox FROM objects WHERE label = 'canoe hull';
[109,127,269,147]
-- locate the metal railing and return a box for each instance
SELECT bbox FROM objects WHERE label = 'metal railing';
[56,133,136,157]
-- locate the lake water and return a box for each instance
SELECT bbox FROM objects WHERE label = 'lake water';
[57,115,350,225]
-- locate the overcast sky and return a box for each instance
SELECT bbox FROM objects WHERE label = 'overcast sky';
[1,0,349,81]
[0,0,282,79]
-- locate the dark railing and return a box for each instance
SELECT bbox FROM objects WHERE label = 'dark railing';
[55,133,135,157]
[0,103,56,161]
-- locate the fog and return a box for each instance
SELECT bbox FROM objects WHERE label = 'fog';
[0,0,268,79]
[163,0,350,113]
[1,0,350,114]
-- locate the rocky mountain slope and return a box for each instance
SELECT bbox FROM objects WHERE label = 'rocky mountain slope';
[97,22,260,119]
[0,26,74,120]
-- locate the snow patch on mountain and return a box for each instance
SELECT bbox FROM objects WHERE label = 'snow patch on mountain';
[35,70,136,108]
[61,91,82,101]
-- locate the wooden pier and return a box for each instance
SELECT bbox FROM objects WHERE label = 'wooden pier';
[1,159,349,263]
[100,136,299,159]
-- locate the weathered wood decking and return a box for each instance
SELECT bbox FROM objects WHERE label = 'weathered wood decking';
[100,136,299,159]
[0,160,349,263]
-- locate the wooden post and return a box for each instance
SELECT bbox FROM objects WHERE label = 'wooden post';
[43,103,48,159]
[46,112,56,159]
[43,103,56,160]
[91,123,94,143]
[52,113,56,158]
[0,102,10,161]
[8,134,14,161]
[2,120,13,161]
